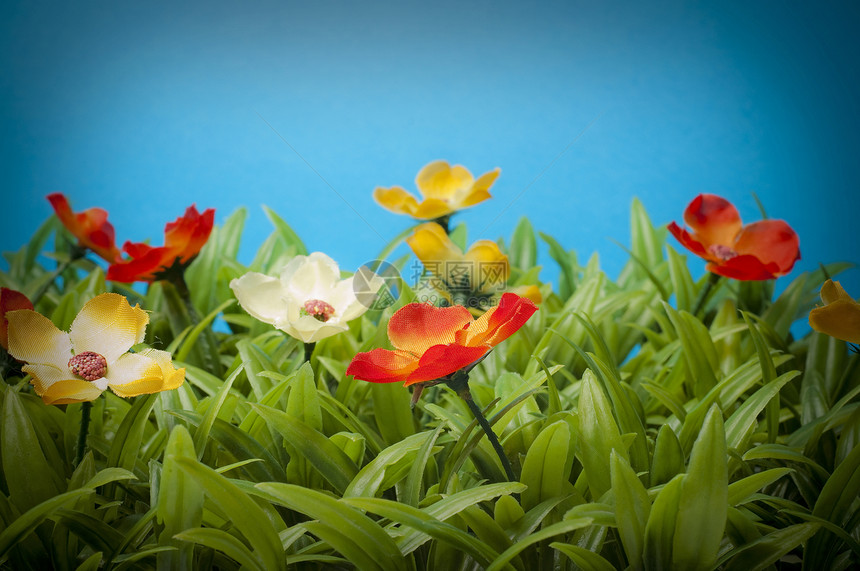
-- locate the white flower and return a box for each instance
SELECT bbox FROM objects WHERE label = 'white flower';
[230,252,382,343]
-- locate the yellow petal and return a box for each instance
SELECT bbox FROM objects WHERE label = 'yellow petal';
[415,161,473,200]
[6,309,72,369]
[809,299,860,344]
[464,240,509,293]
[104,352,165,397]
[406,223,463,266]
[373,186,420,216]
[510,284,543,304]
[411,199,455,220]
[39,379,104,405]
[69,293,148,363]
[454,168,499,208]
[820,279,853,305]
[138,348,186,391]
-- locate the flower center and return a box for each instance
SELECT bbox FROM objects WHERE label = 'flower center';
[68,351,108,381]
[301,299,336,322]
[708,244,738,261]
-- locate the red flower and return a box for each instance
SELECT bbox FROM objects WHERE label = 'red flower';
[107,205,215,283]
[47,193,121,262]
[0,288,33,350]
[667,194,800,280]
[346,293,537,386]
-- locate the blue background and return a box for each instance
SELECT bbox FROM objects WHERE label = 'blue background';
[2,1,859,318]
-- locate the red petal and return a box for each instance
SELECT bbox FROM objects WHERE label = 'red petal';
[456,293,537,347]
[733,219,800,276]
[404,343,490,385]
[0,288,33,350]
[705,256,779,281]
[47,193,120,262]
[667,221,712,261]
[164,205,215,262]
[107,244,173,283]
[388,303,474,355]
[682,194,742,248]
[346,348,419,383]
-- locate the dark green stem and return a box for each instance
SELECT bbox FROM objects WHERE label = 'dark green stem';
[445,371,515,482]
[75,401,92,466]
[691,272,721,317]
[432,215,451,234]
[304,342,315,363]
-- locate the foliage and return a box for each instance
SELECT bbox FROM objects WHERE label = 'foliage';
[0,199,858,570]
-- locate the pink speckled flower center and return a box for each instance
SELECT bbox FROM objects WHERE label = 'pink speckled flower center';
[708,244,738,261]
[302,299,336,322]
[68,351,108,381]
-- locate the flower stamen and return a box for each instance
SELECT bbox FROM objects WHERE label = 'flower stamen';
[302,299,336,322]
[708,244,738,261]
[68,351,108,381]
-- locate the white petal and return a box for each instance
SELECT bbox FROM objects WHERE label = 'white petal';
[280,252,341,300]
[230,272,290,326]
[283,315,349,343]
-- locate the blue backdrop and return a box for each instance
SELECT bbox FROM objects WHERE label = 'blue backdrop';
[3,1,859,319]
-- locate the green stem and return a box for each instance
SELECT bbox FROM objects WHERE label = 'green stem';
[691,272,721,317]
[75,401,92,466]
[432,215,451,234]
[445,371,515,482]
[304,342,315,363]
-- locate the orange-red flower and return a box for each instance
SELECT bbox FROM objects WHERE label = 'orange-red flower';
[47,193,121,262]
[0,288,33,350]
[346,293,537,386]
[107,205,215,283]
[667,194,800,280]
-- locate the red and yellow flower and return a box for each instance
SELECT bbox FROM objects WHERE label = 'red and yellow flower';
[0,288,33,350]
[107,205,215,283]
[346,293,537,386]
[667,194,800,280]
[47,193,121,262]
[374,160,500,219]
[809,279,860,344]
[5,293,184,405]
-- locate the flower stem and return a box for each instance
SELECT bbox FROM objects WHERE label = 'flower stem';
[691,272,721,317]
[304,342,315,363]
[75,401,92,466]
[445,371,516,482]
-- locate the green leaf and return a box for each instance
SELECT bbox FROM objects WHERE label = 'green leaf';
[551,542,616,571]
[371,382,415,445]
[262,205,307,255]
[107,393,158,474]
[345,432,431,498]
[727,468,793,506]
[193,364,243,458]
[577,369,628,499]
[722,523,820,571]
[174,528,262,571]
[256,483,405,571]
[724,371,798,453]
[403,425,444,507]
[485,517,593,571]
[520,419,573,511]
[174,457,285,571]
[343,496,499,569]
[611,450,650,570]
[1,388,62,511]
[651,424,685,486]
[643,474,684,571]
[158,425,204,570]
[509,217,537,271]
[251,403,358,494]
[673,405,727,571]
[0,489,93,562]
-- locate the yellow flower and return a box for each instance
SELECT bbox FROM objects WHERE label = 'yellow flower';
[809,279,860,344]
[407,222,509,296]
[406,223,542,310]
[6,293,184,405]
[374,160,500,219]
